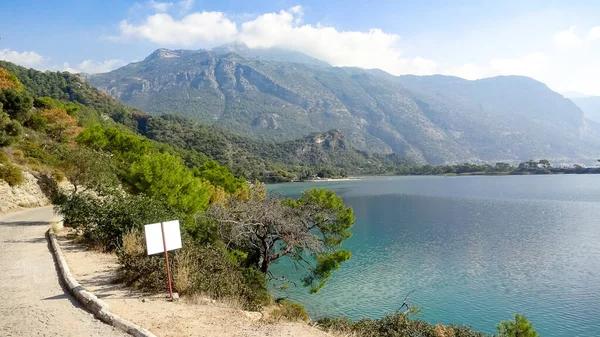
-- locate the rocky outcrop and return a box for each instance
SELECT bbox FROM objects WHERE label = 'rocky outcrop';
[0,171,50,213]
[0,170,71,214]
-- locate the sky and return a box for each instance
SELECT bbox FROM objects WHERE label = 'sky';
[0,0,599,95]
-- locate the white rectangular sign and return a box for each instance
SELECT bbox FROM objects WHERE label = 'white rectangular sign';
[144,220,182,255]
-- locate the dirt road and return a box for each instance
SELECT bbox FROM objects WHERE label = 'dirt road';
[0,207,127,337]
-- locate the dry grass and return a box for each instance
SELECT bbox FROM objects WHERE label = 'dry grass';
[173,249,193,295]
[122,230,145,256]
[50,220,62,234]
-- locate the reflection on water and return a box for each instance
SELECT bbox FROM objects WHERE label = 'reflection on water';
[268,175,600,337]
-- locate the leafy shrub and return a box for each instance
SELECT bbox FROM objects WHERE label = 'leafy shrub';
[0,111,23,146]
[272,299,309,322]
[54,192,182,251]
[497,314,538,337]
[0,88,33,122]
[25,113,48,131]
[0,151,8,164]
[0,162,24,186]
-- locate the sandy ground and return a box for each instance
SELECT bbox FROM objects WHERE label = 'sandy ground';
[57,230,332,337]
[0,207,127,337]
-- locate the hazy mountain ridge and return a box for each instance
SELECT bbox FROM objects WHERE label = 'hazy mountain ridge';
[88,48,600,164]
[572,96,600,124]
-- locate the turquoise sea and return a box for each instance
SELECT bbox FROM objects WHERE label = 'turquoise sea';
[268,175,600,337]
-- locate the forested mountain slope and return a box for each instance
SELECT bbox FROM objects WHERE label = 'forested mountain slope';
[88,48,600,164]
[1,61,398,181]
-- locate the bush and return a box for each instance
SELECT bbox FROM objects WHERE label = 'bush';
[272,299,309,322]
[317,311,488,337]
[54,192,182,251]
[497,314,539,337]
[0,162,24,186]
[0,111,23,146]
[25,113,48,131]
[117,230,271,310]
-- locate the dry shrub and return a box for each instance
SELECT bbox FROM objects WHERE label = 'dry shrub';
[51,168,65,182]
[117,230,270,310]
[0,162,24,186]
[270,299,309,322]
[435,324,455,337]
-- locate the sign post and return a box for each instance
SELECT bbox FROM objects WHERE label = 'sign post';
[160,222,174,299]
[144,220,182,300]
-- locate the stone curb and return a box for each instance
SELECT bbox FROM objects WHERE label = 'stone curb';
[46,227,157,337]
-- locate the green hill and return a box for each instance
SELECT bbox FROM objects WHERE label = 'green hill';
[1,61,400,182]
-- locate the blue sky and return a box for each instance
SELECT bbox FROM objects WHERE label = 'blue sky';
[1,0,599,95]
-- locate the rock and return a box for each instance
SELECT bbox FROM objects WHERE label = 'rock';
[241,310,262,322]
[0,168,73,214]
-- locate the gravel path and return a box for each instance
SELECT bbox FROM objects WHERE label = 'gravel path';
[0,207,127,337]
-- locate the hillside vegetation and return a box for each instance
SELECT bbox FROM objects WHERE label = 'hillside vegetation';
[89,48,600,164]
[0,62,355,310]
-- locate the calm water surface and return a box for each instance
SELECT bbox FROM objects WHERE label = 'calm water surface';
[268,175,600,337]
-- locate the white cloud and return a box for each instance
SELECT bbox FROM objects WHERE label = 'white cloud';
[149,0,172,12]
[115,12,237,45]
[108,6,600,94]
[554,26,583,48]
[113,6,438,75]
[587,26,600,41]
[0,49,45,68]
[446,53,549,80]
[63,59,127,74]
[178,0,194,12]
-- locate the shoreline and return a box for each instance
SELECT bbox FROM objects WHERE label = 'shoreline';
[299,177,362,182]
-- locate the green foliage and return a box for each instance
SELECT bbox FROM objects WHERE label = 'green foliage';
[0,61,140,129]
[77,126,149,158]
[127,152,212,214]
[272,299,309,322]
[0,88,33,122]
[194,159,246,193]
[318,311,488,337]
[0,162,24,186]
[0,111,23,146]
[497,314,539,337]
[25,113,47,131]
[60,147,119,194]
[54,192,182,251]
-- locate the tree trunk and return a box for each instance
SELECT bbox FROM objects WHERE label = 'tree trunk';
[260,237,270,273]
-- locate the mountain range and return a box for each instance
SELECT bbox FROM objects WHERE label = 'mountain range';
[88,45,600,165]
[571,96,600,125]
